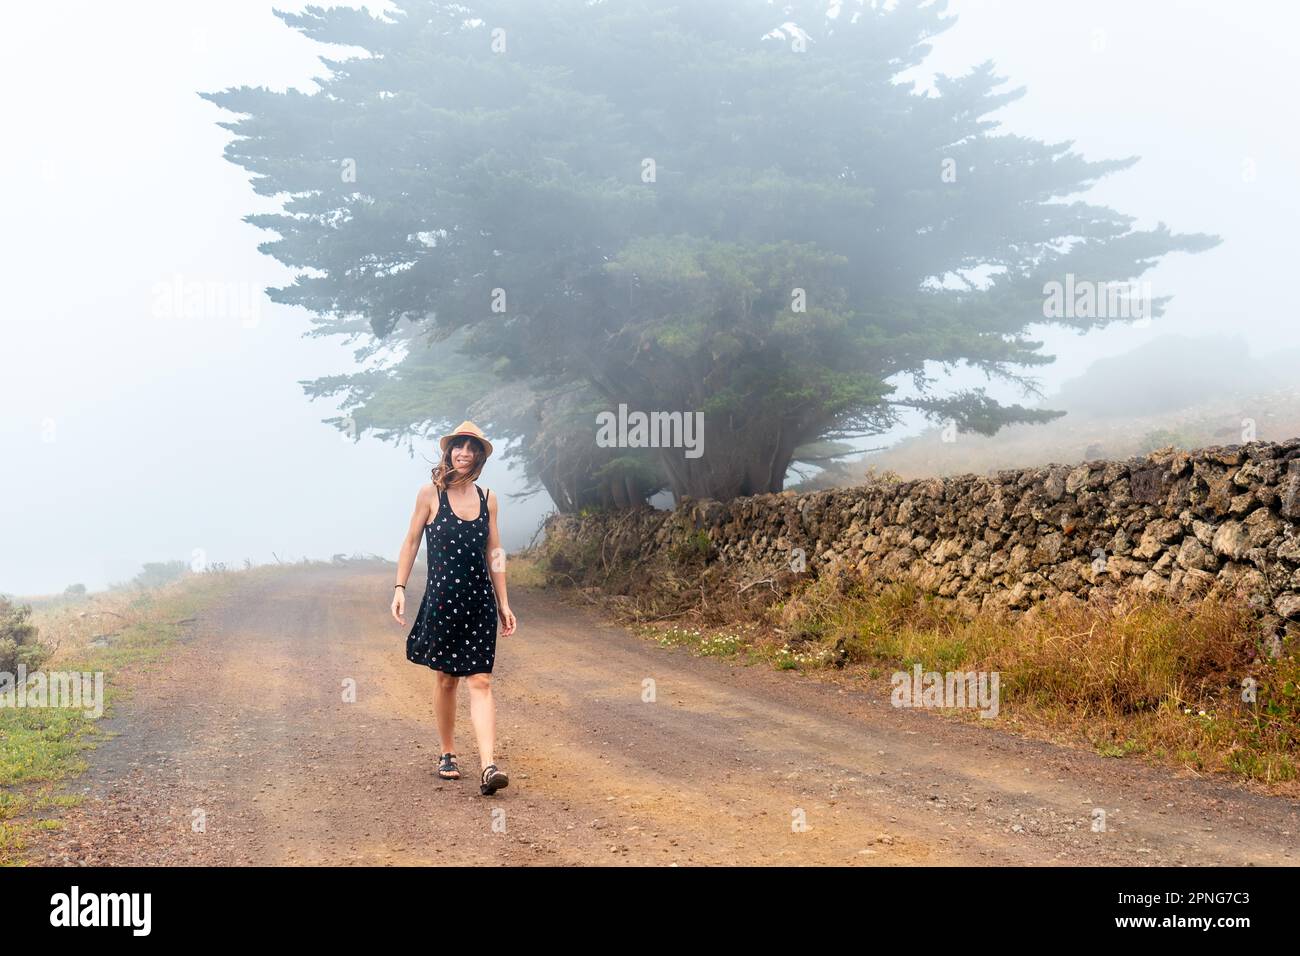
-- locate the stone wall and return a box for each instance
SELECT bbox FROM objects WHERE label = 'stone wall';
[541,440,1300,630]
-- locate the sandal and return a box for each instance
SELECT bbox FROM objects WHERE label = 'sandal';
[437,752,461,780]
[479,763,509,796]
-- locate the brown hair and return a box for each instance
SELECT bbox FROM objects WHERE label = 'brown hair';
[430,435,487,495]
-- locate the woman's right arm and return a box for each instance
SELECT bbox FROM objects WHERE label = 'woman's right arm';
[391,484,435,625]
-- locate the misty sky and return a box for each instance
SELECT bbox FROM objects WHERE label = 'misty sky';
[3,0,1297,595]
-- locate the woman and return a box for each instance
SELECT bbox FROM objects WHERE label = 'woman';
[391,421,517,796]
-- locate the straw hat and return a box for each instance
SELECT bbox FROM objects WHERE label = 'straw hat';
[439,420,493,460]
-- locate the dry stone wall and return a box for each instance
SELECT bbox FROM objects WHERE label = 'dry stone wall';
[542,440,1300,630]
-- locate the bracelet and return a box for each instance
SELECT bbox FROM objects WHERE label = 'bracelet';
[394,584,405,589]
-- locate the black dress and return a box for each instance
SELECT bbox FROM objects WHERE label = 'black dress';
[406,483,498,676]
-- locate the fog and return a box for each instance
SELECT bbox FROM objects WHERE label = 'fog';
[3,0,1298,595]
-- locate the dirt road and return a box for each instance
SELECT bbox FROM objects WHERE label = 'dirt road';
[25,563,1300,865]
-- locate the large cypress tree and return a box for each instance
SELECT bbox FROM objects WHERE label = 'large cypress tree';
[203,0,1218,503]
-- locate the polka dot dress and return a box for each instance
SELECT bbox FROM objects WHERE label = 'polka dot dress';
[406,483,498,676]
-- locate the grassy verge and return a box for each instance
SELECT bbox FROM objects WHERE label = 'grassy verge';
[502,552,549,590]
[770,570,1299,788]
[539,528,1299,793]
[0,569,247,865]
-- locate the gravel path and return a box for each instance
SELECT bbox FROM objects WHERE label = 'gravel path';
[25,563,1299,865]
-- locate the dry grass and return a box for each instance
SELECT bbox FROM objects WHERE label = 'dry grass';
[772,567,1299,788]
[501,552,550,590]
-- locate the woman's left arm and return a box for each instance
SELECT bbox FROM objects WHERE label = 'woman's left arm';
[486,489,516,636]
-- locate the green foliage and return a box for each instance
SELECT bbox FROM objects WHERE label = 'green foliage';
[669,530,714,566]
[0,596,47,673]
[1247,650,1300,755]
[204,0,1219,502]
[119,561,190,591]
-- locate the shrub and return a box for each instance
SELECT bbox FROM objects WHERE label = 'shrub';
[0,595,48,673]
[670,530,714,566]
[126,561,190,590]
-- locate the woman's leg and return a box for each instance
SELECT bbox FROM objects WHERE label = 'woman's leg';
[434,671,460,753]
[465,673,496,769]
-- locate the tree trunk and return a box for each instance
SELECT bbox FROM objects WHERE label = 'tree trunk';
[609,475,629,508]
[654,413,801,500]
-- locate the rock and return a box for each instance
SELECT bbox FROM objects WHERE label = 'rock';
[1244,507,1283,548]
[1281,462,1300,519]
[1275,593,1300,620]
[1031,532,1064,566]
[1130,467,1165,504]
[1228,493,1255,515]
[1211,521,1250,561]
[1133,519,1181,560]
[1214,564,1269,605]
[1140,570,1170,595]
[1176,538,1215,572]
[1042,471,1066,502]
[1105,556,1149,580]
[1209,446,1245,466]
[1171,568,1215,599]
[1195,462,1236,516]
